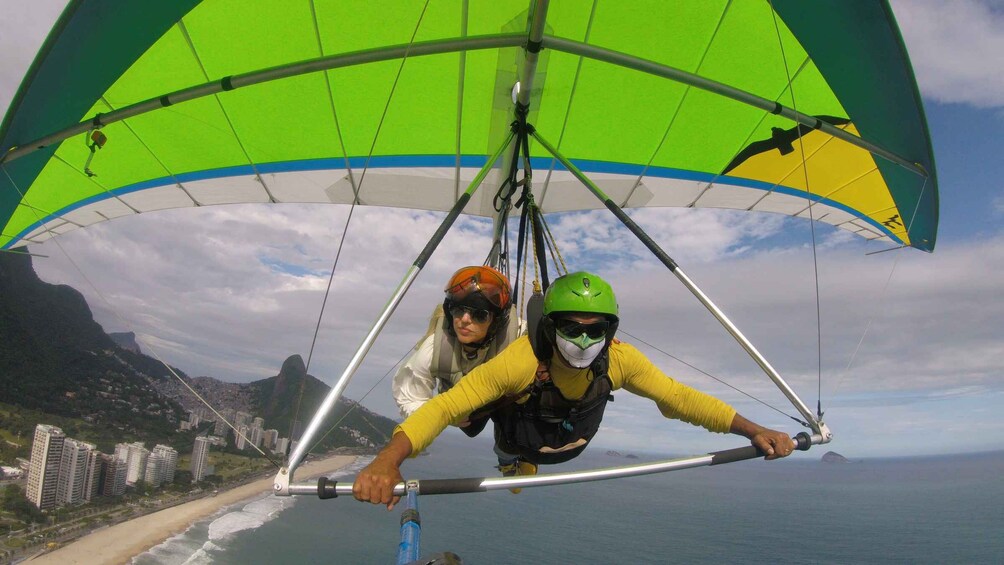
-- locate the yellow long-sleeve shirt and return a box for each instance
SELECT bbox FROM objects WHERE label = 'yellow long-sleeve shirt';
[397,335,737,455]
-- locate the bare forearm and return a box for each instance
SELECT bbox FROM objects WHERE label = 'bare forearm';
[377,431,413,465]
[729,413,768,439]
[729,413,794,460]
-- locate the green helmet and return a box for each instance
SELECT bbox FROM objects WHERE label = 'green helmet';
[543,271,618,320]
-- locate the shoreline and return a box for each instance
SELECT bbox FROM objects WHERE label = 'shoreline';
[27,454,359,565]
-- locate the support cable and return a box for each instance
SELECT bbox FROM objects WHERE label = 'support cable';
[528,128,825,436]
[617,327,806,426]
[769,4,824,419]
[288,0,431,457]
[829,176,929,398]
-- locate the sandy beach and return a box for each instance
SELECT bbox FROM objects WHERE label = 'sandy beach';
[28,455,358,565]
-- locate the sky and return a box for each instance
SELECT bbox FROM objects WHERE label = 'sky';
[1,1,1002,459]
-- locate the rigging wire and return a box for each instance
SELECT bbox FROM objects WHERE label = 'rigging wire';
[289,0,432,457]
[306,349,411,453]
[828,175,930,397]
[770,3,825,419]
[538,210,568,274]
[618,327,807,426]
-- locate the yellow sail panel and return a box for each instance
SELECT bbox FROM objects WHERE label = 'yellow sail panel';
[727,123,909,246]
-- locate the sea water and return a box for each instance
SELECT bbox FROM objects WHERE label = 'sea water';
[133,435,1003,564]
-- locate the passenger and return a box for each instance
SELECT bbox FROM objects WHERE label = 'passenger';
[360,271,795,508]
[392,266,531,488]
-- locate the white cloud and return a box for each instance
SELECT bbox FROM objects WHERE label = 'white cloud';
[0,1,66,117]
[994,194,1004,215]
[891,0,1004,109]
[26,203,1004,457]
[5,2,1004,458]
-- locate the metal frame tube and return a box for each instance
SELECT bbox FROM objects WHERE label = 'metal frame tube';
[488,1,550,266]
[530,129,826,435]
[540,36,928,178]
[3,31,925,183]
[2,34,525,165]
[516,0,550,109]
[287,431,824,498]
[276,130,515,492]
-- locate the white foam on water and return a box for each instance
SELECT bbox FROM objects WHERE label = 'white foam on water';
[132,456,371,564]
[178,540,221,565]
[207,494,293,541]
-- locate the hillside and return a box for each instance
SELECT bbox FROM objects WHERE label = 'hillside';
[0,251,186,438]
[0,250,395,456]
[250,355,395,449]
[155,355,397,452]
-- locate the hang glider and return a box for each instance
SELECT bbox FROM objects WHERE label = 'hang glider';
[2,2,937,559]
[1,0,936,252]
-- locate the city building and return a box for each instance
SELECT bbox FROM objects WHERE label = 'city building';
[235,425,250,450]
[273,437,290,456]
[122,442,149,486]
[191,436,211,482]
[263,429,279,451]
[235,411,252,427]
[100,454,127,497]
[144,452,165,488]
[205,435,227,447]
[26,424,65,510]
[249,425,264,449]
[56,439,94,506]
[152,444,178,484]
[83,449,101,501]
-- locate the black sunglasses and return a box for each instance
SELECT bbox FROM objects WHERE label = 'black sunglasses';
[450,305,492,324]
[554,318,609,340]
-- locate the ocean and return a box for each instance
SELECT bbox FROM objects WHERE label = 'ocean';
[132,434,1003,564]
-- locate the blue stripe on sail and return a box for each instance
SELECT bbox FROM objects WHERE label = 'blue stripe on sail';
[4,154,903,248]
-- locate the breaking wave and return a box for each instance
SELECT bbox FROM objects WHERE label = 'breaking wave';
[131,456,371,564]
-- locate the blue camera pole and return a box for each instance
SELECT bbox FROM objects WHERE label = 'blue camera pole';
[396,486,421,565]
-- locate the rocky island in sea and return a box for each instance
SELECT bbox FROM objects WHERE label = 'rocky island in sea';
[821,451,850,463]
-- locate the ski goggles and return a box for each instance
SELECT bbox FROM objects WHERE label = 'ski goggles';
[450,304,493,324]
[445,266,510,310]
[553,318,609,340]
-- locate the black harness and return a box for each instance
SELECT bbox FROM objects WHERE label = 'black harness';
[491,352,614,465]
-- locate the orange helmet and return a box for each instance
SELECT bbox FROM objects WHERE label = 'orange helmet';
[444,266,512,311]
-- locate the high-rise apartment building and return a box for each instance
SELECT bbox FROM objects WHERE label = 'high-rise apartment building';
[152,444,178,484]
[273,437,290,455]
[235,425,250,450]
[56,439,94,505]
[235,411,253,428]
[26,424,65,510]
[100,454,127,496]
[144,452,165,488]
[249,426,263,449]
[214,419,229,437]
[263,429,279,451]
[83,449,102,501]
[191,436,211,482]
[123,442,149,485]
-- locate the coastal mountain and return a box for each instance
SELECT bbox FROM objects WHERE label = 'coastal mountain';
[156,354,397,450]
[0,251,186,438]
[0,250,395,452]
[252,355,395,449]
[109,331,142,353]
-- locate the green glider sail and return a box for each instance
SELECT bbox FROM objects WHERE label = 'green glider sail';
[1,0,937,251]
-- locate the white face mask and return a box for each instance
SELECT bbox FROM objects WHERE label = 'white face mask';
[555,334,605,369]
